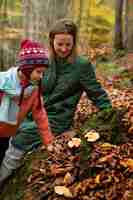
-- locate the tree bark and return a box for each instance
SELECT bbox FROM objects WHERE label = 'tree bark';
[114,0,124,50]
[126,0,133,51]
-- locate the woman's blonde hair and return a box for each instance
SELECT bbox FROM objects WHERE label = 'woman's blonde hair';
[49,18,78,63]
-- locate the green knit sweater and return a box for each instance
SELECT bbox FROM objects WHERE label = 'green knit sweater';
[42,56,111,133]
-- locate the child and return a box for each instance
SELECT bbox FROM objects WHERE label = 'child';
[0,39,54,157]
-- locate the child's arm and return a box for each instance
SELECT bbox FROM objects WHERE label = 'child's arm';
[17,89,54,145]
[0,74,18,97]
[31,95,54,145]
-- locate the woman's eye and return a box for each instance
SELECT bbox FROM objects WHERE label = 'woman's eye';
[66,43,71,47]
[57,43,63,46]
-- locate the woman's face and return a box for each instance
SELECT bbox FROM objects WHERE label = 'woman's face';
[53,33,74,58]
[30,66,47,82]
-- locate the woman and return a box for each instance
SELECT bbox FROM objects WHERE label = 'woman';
[0,19,112,185]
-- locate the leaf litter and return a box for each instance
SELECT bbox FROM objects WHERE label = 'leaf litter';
[23,50,133,200]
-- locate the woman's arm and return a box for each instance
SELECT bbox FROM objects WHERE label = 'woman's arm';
[79,59,112,110]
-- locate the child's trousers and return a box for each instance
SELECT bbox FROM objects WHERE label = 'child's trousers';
[0,137,10,164]
[0,138,25,185]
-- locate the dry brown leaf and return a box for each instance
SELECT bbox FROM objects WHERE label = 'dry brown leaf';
[95,174,100,184]
[63,172,74,185]
[54,186,73,198]
[100,143,116,149]
[120,159,133,169]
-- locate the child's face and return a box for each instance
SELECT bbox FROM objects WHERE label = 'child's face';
[30,66,47,82]
[53,33,74,58]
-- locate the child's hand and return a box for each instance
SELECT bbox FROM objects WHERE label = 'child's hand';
[46,144,54,152]
[44,133,55,146]
[45,136,55,153]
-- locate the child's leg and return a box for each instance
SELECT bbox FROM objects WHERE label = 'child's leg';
[0,137,10,165]
[0,138,25,185]
[0,122,41,185]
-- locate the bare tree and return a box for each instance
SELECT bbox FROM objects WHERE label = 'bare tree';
[124,0,133,51]
[114,0,124,50]
[22,0,42,40]
[22,0,71,42]
[46,0,72,29]
[0,0,10,70]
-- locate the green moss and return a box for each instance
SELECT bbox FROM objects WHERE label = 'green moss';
[96,61,133,89]
[80,108,127,145]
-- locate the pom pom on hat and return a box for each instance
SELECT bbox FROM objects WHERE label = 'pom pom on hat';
[20,39,30,49]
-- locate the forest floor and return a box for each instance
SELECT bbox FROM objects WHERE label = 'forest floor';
[0,49,133,200]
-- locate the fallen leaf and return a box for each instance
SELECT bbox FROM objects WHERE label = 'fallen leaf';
[54,186,73,197]
[100,143,116,149]
[63,172,74,185]
[95,174,100,184]
[120,159,133,169]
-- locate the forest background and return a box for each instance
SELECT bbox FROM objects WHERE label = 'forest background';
[0,0,133,69]
[0,0,133,199]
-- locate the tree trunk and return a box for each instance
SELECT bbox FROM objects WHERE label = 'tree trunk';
[126,0,133,51]
[114,0,124,50]
[123,0,128,48]
[79,0,90,35]
[22,0,42,40]
[22,0,71,43]
[0,0,9,70]
[72,0,81,25]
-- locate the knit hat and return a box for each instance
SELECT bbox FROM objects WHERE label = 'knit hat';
[18,39,48,108]
[18,39,49,78]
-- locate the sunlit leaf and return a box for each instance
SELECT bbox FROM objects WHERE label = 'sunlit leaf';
[54,186,73,197]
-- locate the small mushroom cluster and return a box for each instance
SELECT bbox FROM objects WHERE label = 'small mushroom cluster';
[84,129,100,142]
[68,137,81,148]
